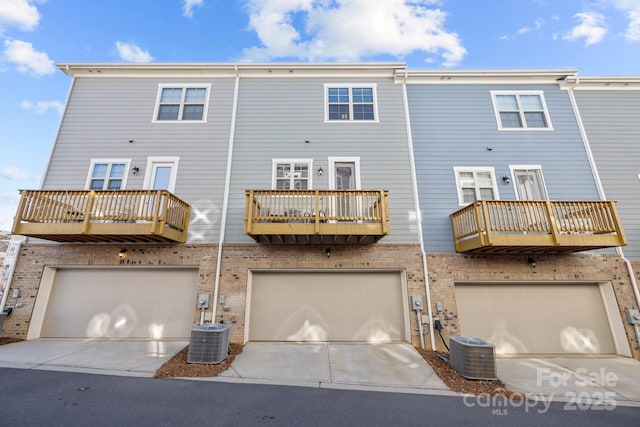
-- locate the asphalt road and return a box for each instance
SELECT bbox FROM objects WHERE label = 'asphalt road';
[0,368,638,426]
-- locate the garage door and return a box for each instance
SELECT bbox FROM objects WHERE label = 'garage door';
[41,268,198,339]
[249,271,406,342]
[455,283,616,354]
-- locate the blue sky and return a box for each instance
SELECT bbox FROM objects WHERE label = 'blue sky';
[1,0,639,230]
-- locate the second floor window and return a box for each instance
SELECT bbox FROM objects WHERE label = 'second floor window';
[454,167,498,205]
[87,161,128,190]
[154,84,210,122]
[273,161,311,190]
[491,91,552,130]
[325,84,377,121]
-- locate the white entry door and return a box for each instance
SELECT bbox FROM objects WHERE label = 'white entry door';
[512,168,547,200]
[144,157,179,192]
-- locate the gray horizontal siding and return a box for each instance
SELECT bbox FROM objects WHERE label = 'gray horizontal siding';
[44,77,236,243]
[225,77,418,244]
[408,83,601,253]
[575,90,640,260]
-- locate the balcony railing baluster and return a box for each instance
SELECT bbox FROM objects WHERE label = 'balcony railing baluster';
[451,200,627,253]
[12,190,190,243]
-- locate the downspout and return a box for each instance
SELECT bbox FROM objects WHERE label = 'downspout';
[566,81,640,310]
[400,70,436,350]
[211,65,240,324]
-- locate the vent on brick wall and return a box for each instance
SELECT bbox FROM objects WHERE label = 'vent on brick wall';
[449,336,497,380]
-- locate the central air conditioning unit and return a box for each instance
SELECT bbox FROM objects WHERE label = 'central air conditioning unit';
[187,323,231,364]
[449,336,497,380]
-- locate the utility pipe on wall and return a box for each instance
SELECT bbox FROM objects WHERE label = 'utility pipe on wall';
[211,65,240,324]
[401,71,435,350]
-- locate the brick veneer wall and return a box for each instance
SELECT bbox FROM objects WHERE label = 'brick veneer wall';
[3,243,217,339]
[3,243,427,346]
[426,253,640,359]
[216,244,425,343]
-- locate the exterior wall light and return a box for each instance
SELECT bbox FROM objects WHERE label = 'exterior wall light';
[502,176,510,185]
[317,168,324,176]
[119,248,128,259]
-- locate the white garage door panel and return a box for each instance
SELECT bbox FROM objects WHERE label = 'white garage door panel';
[250,272,405,342]
[456,283,616,354]
[42,268,198,339]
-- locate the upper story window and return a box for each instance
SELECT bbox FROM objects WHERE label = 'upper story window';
[86,160,130,190]
[324,84,378,122]
[153,84,211,122]
[490,90,552,130]
[454,167,498,205]
[272,160,312,190]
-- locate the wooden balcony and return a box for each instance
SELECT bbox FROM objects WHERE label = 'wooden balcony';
[451,200,626,253]
[245,190,390,244]
[12,190,191,243]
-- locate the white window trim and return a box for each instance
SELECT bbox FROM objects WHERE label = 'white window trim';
[490,90,553,131]
[271,159,313,189]
[509,165,549,200]
[324,83,379,123]
[152,83,211,123]
[328,157,361,190]
[143,156,180,192]
[85,158,131,190]
[453,166,499,206]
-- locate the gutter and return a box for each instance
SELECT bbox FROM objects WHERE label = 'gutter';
[211,65,240,324]
[566,83,640,310]
[400,71,436,351]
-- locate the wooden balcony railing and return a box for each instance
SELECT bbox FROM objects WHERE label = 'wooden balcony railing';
[12,190,191,243]
[245,190,389,244]
[450,200,626,253]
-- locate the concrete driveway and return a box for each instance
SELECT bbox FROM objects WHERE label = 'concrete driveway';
[0,339,188,377]
[1,339,639,406]
[497,356,640,407]
[217,342,451,394]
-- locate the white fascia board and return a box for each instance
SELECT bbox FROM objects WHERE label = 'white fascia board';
[57,62,406,78]
[560,76,640,90]
[398,69,577,85]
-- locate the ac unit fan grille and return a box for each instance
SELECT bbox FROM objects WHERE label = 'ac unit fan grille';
[449,336,497,380]
[187,324,231,364]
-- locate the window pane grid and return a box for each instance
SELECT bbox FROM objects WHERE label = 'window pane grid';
[90,162,125,190]
[327,86,375,121]
[275,162,310,190]
[495,93,549,129]
[157,86,207,121]
[458,170,496,204]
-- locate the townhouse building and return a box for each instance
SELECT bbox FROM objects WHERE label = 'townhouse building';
[2,63,638,359]
[4,63,426,347]
[404,70,638,358]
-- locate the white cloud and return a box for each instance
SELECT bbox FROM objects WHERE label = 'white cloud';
[564,11,607,46]
[3,39,54,76]
[609,0,640,41]
[183,0,204,18]
[500,17,545,40]
[241,0,466,66]
[0,0,40,32]
[20,99,64,114]
[518,18,544,35]
[0,166,32,180]
[115,41,153,62]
